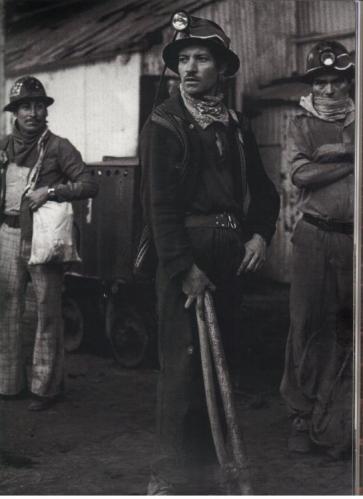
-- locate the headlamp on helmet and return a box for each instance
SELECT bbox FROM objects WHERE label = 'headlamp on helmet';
[320,50,336,68]
[171,11,190,32]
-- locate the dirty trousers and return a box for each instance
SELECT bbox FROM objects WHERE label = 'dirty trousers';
[0,223,64,397]
[280,218,352,450]
[152,226,244,483]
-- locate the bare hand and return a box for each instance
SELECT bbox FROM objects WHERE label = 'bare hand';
[313,143,354,163]
[237,234,266,275]
[25,186,49,211]
[182,263,216,309]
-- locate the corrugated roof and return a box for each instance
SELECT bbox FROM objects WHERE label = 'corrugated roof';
[6,0,217,76]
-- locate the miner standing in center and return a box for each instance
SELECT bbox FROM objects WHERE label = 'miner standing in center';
[140,14,280,494]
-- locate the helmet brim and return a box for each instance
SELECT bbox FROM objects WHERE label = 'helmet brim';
[301,64,355,84]
[3,95,54,113]
[162,37,240,77]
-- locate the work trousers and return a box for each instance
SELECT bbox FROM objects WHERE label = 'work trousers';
[152,226,245,484]
[0,223,64,397]
[280,218,353,452]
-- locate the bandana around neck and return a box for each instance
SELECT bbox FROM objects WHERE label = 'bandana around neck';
[300,93,355,124]
[9,122,49,168]
[180,84,230,129]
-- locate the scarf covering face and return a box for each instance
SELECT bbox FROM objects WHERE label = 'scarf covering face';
[300,93,355,125]
[180,84,230,129]
[8,121,48,167]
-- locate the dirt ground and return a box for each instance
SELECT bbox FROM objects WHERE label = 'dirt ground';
[0,279,353,495]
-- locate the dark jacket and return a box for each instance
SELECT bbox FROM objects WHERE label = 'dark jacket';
[140,94,279,279]
[0,131,98,213]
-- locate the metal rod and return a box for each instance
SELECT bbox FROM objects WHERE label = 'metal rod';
[354,0,363,494]
[196,302,229,467]
[204,290,252,495]
[153,32,177,109]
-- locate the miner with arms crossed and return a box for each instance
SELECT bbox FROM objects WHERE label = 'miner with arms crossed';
[280,41,354,457]
[140,14,280,494]
[0,76,98,411]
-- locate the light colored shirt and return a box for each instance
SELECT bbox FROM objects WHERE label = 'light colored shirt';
[4,162,30,215]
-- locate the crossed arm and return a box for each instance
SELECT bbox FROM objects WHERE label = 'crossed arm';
[290,120,354,189]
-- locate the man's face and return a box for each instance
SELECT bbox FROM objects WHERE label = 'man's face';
[15,99,47,134]
[178,45,222,98]
[312,73,351,99]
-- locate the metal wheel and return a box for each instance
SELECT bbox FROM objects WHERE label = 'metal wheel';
[105,295,148,368]
[62,296,84,352]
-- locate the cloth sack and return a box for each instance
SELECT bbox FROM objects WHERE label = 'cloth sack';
[28,200,81,265]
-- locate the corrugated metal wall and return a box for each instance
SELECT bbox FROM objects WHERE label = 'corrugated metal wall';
[252,106,300,282]
[297,0,355,35]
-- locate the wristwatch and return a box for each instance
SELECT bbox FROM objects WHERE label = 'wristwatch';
[47,187,57,200]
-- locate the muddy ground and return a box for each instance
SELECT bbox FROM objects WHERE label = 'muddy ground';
[0,279,353,495]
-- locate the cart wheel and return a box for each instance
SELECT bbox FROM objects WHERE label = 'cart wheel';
[105,296,148,368]
[62,296,84,352]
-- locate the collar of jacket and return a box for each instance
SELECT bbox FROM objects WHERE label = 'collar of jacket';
[151,91,247,200]
[155,92,195,122]
[296,107,355,128]
[154,92,243,134]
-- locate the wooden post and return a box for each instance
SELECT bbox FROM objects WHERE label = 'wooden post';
[354,0,363,494]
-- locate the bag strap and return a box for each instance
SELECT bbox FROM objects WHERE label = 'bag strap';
[151,108,190,169]
[24,128,49,194]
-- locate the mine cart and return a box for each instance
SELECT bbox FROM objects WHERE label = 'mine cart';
[62,158,156,368]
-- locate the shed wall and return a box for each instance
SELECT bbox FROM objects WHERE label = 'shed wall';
[5,53,141,163]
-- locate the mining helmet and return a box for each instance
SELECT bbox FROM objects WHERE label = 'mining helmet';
[303,40,354,82]
[163,14,240,77]
[4,76,54,112]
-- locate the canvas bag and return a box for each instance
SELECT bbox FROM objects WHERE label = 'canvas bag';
[26,129,81,265]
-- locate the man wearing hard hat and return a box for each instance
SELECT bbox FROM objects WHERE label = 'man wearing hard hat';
[140,13,279,493]
[280,41,354,457]
[0,76,98,411]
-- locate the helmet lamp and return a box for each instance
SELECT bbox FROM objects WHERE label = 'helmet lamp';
[171,11,190,32]
[320,50,336,67]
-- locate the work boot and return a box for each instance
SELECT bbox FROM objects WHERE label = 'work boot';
[147,474,176,495]
[288,416,312,454]
[0,390,28,401]
[28,394,60,412]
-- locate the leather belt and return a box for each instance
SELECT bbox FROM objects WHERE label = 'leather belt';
[3,214,20,229]
[185,212,240,230]
[303,213,353,235]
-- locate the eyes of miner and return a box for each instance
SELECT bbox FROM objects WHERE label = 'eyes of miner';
[18,101,46,114]
[312,75,351,98]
